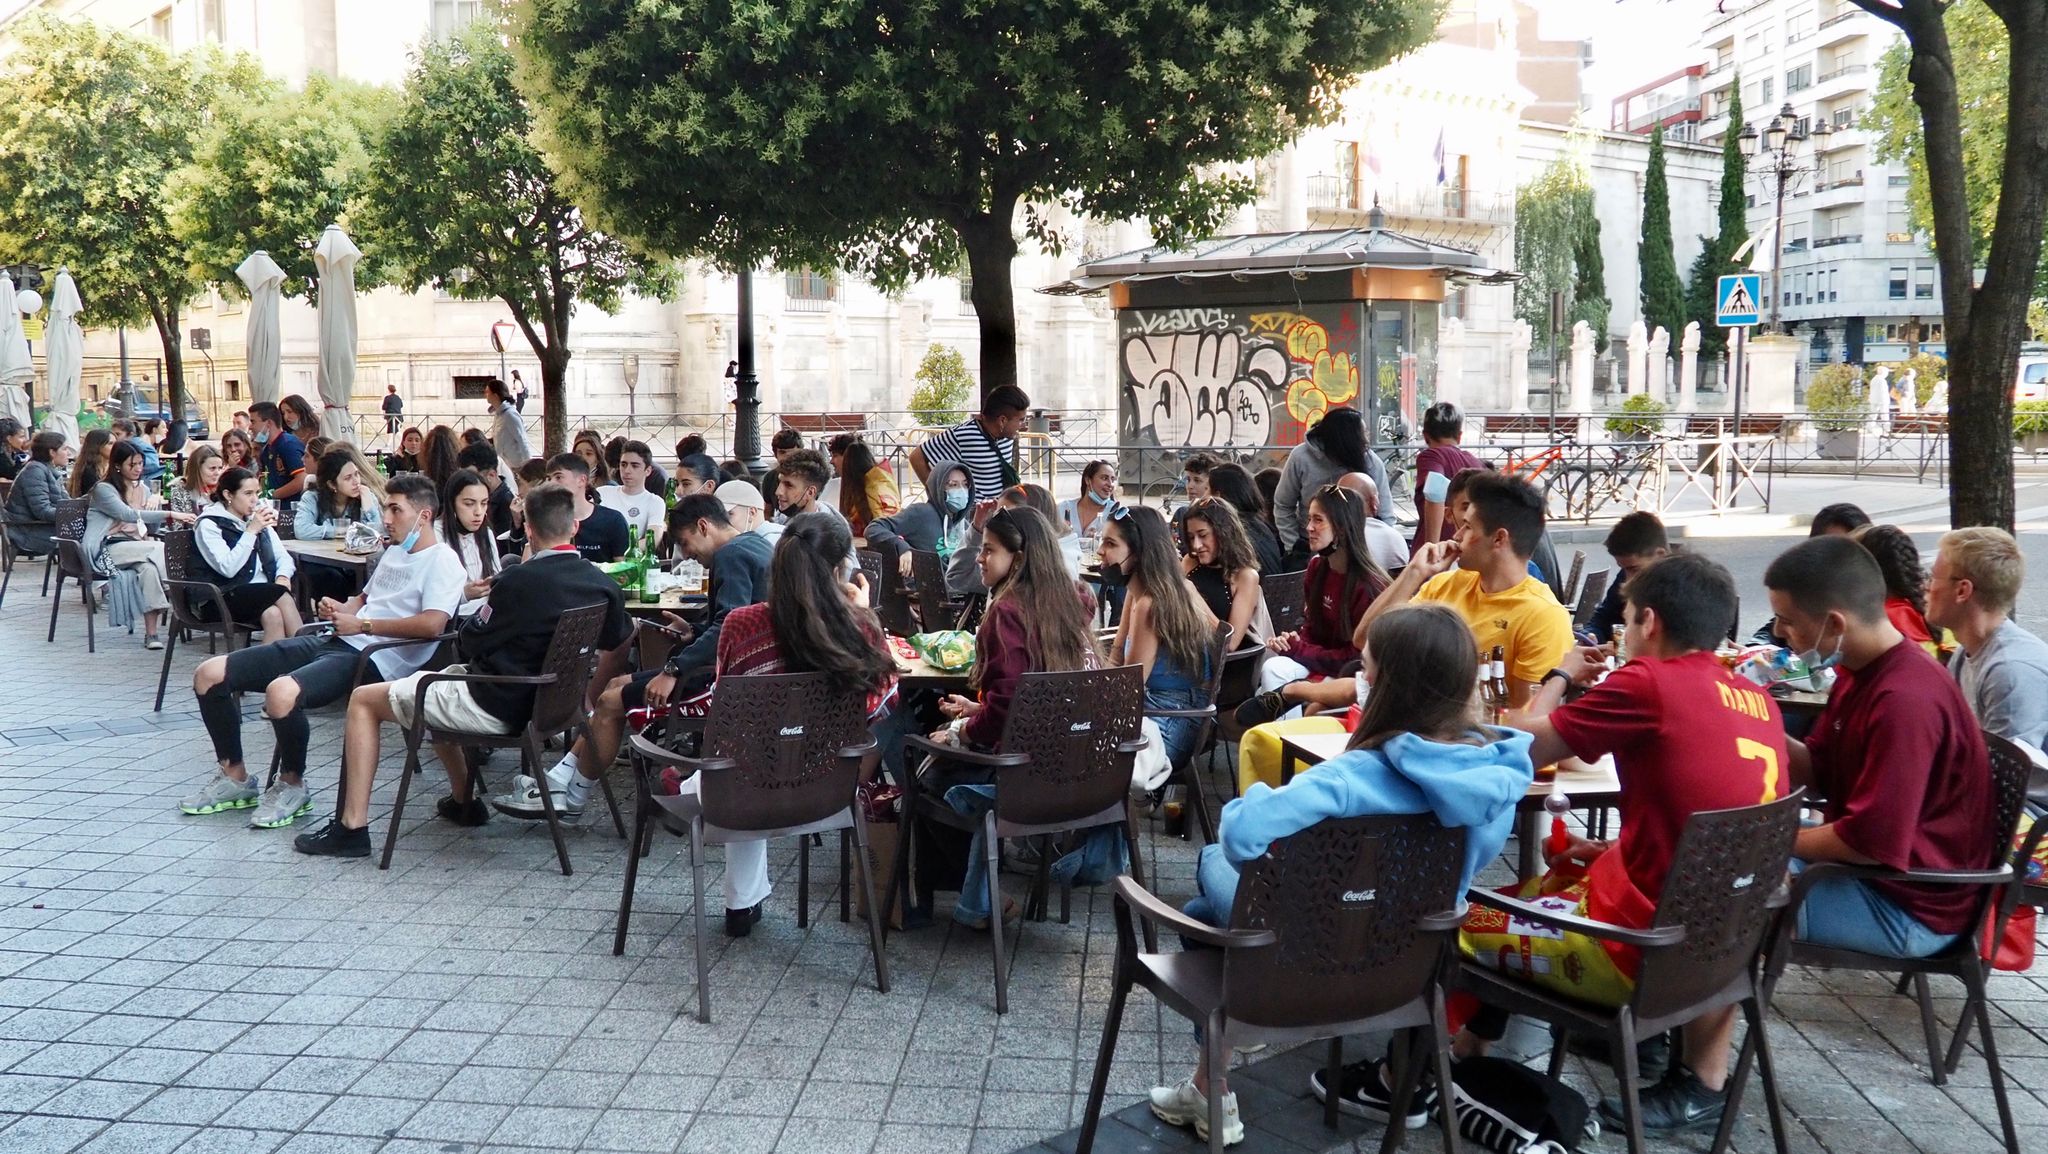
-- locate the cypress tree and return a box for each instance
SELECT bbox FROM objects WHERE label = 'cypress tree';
[1571,193,1610,353]
[1639,124,1687,344]
[1686,81,1748,357]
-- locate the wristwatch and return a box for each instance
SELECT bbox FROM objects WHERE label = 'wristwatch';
[1540,668,1573,692]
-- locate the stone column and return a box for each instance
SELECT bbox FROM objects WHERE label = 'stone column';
[1626,319,1648,396]
[1569,321,1595,413]
[1678,322,1701,413]
[1744,334,1800,413]
[1437,316,1466,407]
[1506,320,1532,412]
[1648,326,1671,402]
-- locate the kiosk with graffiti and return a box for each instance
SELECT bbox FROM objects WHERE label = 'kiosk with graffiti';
[1118,301,1366,452]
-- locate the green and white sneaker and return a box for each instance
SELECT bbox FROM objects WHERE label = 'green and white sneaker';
[250,781,313,829]
[179,771,260,815]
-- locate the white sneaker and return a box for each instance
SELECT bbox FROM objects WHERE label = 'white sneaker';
[179,771,259,815]
[250,780,313,829]
[1148,1080,1244,1146]
[490,773,582,820]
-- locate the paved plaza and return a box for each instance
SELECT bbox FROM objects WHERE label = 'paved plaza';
[3,487,2048,1154]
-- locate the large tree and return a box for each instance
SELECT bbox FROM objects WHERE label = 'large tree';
[171,72,394,301]
[361,22,672,456]
[1684,80,1746,360]
[508,0,1445,401]
[1638,124,1687,344]
[0,16,260,425]
[1513,151,1607,356]
[1855,0,2048,531]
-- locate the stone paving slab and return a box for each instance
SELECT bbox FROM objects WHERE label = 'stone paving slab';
[0,582,2043,1152]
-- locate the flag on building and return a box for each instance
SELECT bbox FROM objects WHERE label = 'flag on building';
[1433,129,1446,186]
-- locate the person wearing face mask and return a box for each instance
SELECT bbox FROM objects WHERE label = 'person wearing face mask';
[1766,535,1995,961]
[1059,459,1119,542]
[862,460,975,588]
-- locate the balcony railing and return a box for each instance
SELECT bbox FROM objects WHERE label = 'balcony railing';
[1818,63,1868,83]
[1818,10,1860,29]
[1305,173,1360,211]
[1816,172,1865,191]
[1813,234,1863,248]
[1307,177,1509,225]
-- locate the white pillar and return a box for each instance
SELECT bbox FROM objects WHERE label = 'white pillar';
[1569,321,1595,413]
[1678,322,1701,414]
[1745,334,1800,413]
[1438,316,1467,407]
[1626,320,1648,396]
[1648,326,1671,403]
[1505,320,1531,413]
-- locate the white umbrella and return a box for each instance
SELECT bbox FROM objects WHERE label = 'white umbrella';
[42,269,81,447]
[236,250,285,406]
[0,273,31,428]
[313,224,360,443]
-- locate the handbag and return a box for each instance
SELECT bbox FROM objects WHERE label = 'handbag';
[1439,1056,1598,1154]
[1980,904,2037,973]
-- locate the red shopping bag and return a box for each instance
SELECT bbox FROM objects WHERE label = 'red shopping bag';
[1980,904,2037,973]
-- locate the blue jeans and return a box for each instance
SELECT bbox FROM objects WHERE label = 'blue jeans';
[944,783,1000,924]
[1183,843,1242,928]
[1147,683,1205,770]
[1791,858,1961,958]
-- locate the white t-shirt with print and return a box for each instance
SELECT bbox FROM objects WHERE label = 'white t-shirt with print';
[348,540,466,677]
[597,485,664,537]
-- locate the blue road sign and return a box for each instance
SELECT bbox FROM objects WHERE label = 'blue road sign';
[1717,274,1762,327]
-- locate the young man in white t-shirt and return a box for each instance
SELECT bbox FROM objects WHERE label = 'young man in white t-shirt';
[596,439,665,545]
[182,474,466,833]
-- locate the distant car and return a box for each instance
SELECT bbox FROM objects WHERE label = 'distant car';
[98,388,210,443]
[2018,355,2048,403]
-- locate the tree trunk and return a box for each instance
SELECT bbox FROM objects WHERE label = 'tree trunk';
[151,306,187,428]
[538,342,573,459]
[959,207,1020,403]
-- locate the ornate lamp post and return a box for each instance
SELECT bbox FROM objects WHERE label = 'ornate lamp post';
[1737,102,1832,335]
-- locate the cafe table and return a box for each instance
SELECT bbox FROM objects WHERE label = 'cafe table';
[889,639,973,692]
[1277,727,1623,880]
[283,538,375,611]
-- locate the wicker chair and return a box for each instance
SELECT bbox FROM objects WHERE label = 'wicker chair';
[1260,570,1307,637]
[45,498,97,652]
[1153,622,1231,845]
[857,547,918,636]
[1571,568,1611,630]
[155,529,261,711]
[0,490,49,608]
[1764,732,2030,1154]
[889,665,1150,1013]
[1562,549,1587,606]
[377,602,620,875]
[910,548,963,631]
[1079,814,1469,1154]
[618,671,890,1023]
[1458,792,1804,1154]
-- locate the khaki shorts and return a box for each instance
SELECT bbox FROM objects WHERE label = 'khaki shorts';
[387,664,516,735]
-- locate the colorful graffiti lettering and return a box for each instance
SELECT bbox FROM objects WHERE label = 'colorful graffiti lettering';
[1120,305,1363,450]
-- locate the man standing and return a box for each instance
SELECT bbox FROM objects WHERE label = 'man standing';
[248,401,307,506]
[486,377,533,469]
[1925,527,2048,751]
[295,483,633,855]
[909,384,1031,502]
[596,439,665,543]
[773,448,846,528]
[180,474,464,829]
[545,454,628,562]
[381,385,404,452]
[1769,536,1995,959]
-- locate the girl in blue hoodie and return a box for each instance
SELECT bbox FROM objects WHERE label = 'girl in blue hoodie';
[1149,603,1534,1147]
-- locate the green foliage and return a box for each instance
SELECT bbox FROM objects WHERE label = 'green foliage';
[1806,363,1865,430]
[1897,353,1947,406]
[508,0,1445,391]
[0,16,263,413]
[1685,80,1746,359]
[909,344,975,426]
[1603,392,1667,438]
[1869,2,2008,272]
[171,73,394,300]
[2013,400,2048,441]
[1638,125,1686,343]
[361,22,673,455]
[1571,210,1609,354]
[1514,150,1608,352]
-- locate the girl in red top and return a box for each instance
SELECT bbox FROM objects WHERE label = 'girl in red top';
[1259,484,1388,692]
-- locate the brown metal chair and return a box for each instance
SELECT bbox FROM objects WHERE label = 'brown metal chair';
[889,665,1150,1013]
[1458,792,1804,1154]
[1571,567,1611,630]
[1259,569,1307,637]
[1154,622,1231,846]
[617,671,890,1023]
[1208,642,1270,790]
[1562,548,1587,606]
[910,548,963,631]
[1765,732,2029,1154]
[1079,814,1469,1154]
[377,602,621,875]
[45,498,97,652]
[858,546,918,636]
[0,493,47,608]
[155,528,259,711]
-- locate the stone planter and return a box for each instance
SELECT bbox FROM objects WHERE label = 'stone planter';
[1817,427,1861,460]
[2019,431,2048,453]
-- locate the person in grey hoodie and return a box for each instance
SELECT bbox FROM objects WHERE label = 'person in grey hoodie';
[4,431,69,555]
[861,459,974,592]
[86,440,198,647]
[1147,603,1534,1147]
[1273,407,1390,564]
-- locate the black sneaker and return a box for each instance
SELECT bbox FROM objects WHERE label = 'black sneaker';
[1309,1057,1433,1129]
[1233,690,1289,728]
[293,819,371,858]
[1568,1028,1673,1085]
[724,902,764,938]
[435,796,490,827]
[1601,1065,1725,1134]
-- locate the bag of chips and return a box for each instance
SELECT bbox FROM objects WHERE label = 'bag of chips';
[909,630,976,672]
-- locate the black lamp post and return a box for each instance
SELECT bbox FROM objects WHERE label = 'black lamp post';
[728,270,765,476]
[1737,102,1832,335]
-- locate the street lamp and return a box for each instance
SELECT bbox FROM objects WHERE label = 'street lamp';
[1737,101,1832,334]
[489,320,516,385]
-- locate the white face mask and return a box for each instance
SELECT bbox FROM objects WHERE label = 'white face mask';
[1798,622,1845,674]
[945,488,970,512]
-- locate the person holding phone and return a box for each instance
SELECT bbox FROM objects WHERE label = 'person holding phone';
[443,468,501,617]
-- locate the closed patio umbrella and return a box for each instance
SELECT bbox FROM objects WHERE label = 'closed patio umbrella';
[313,224,360,443]
[0,272,31,429]
[236,250,285,406]
[43,269,82,447]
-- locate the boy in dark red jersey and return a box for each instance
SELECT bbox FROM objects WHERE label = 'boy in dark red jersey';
[1766,536,1994,957]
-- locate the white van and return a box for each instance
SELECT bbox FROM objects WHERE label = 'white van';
[2020,352,2048,402]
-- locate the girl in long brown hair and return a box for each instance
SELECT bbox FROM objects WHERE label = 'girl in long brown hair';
[68,428,113,498]
[834,438,900,537]
[1101,503,1217,786]
[1258,483,1388,691]
[218,428,255,472]
[1180,497,1264,648]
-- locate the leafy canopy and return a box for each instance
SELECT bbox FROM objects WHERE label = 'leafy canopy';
[508,0,1446,283]
[1513,147,1608,351]
[171,72,395,301]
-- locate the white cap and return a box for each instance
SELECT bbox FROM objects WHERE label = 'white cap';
[718,482,765,513]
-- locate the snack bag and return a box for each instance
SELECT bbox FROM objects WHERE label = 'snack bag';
[910,630,977,672]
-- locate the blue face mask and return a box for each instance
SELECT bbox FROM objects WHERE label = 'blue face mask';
[397,520,422,551]
[1086,489,1110,506]
[944,489,970,512]
[1798,622,1844,675]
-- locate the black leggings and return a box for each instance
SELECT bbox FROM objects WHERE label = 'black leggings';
[196,582,291,629]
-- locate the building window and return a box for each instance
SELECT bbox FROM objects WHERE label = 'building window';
[431,0,485,40]
[784,269,838,311]
[1444,283,1467,321]
[1914,267,1934,299]
[200,0,224,42]
[149,7,172,42]
[1786,65,1812,93]
[1744,33,1763,59]
[1831,106,1855,129]
[1889,267,1908,299]
[1888,173,1910,187]
[451,375,493,401]
[1761,77,1774,103]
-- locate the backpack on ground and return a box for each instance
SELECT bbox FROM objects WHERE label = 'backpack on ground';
[1438,1055,1598,1154]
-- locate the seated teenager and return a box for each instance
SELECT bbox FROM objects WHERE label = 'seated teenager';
[295,448,386,603]
[1206,463,1283,574]
[1852,523,1947,658]
[5,431,69,557]
[1180,498,1265,649]
[1255,483,1386,695]
[295,482,634,857]
[773,448,845,528]
[863,459,974,587]
[652,512,896,934]
[1927,527,2048,751]
[595,439,666,546]
[1582,510,1669,644]
[192,467,302,644]
[494,493,773,818]
[455,440,516,538]
[671,452,723,500]
[1769,536,1996,958]
[1447,552,1789,1135]
[167,445,225,516]
[181,474,463,829]
[545,453,629,562]
[835,438,901,538]
[1101,504,1218,779]
[921,506,1099,930]
[84,440,199,650]
[442,468,501,617]
[1751,503,1872,645]
[947,482,1088,592]
[1152,604,1534,1147]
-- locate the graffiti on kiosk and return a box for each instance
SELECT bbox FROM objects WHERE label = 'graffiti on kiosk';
[1120,306,1361,449]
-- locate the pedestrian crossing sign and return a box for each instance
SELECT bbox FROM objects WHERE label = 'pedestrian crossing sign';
[1717,274,1762,327]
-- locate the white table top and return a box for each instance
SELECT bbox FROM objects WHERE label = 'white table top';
[1278,728,1622,804]
[283,539,374,569]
